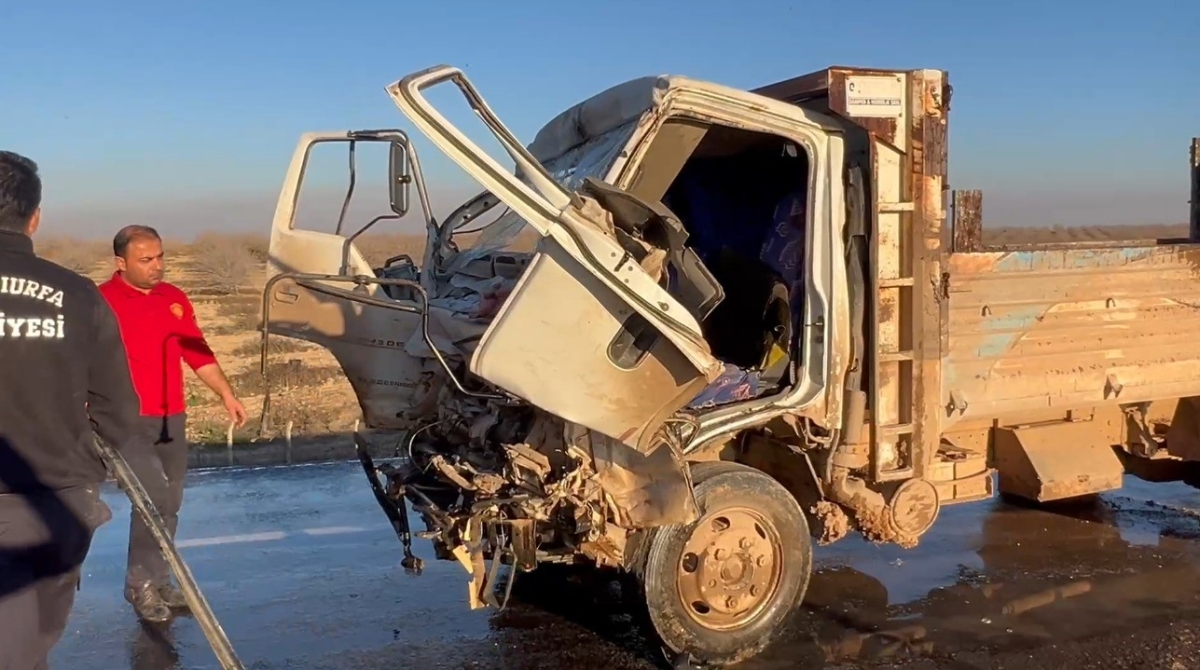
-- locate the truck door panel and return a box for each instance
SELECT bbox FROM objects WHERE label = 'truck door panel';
[386,66,723,451]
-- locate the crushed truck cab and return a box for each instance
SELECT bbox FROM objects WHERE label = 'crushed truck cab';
[259,63,1200,666]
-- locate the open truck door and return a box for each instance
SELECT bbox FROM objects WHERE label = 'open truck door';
[260,130,440,433]
[385,66,725,453]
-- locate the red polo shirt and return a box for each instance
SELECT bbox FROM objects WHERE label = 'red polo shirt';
[98,273,218,417]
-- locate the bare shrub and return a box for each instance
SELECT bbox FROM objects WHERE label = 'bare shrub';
[189,232,258,296]
[219,233,270,263]
[35,236,108,276]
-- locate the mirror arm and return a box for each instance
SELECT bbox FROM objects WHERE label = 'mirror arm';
[334,141,359,236]
[347,214,401,246]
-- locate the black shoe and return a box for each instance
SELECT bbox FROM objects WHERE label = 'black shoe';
[125,582,172,623]
[156,583,189,610]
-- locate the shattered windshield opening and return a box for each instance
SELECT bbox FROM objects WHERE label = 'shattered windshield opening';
[440,118,640,275]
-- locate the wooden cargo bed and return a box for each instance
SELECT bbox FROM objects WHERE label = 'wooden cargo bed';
[943,242,1200,426]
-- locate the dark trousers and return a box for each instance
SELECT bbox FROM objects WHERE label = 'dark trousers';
[123,413,188,592]
[0,484,111,670]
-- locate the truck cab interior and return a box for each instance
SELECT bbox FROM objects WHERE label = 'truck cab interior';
[349,112,815,415]
[629,119,812,409]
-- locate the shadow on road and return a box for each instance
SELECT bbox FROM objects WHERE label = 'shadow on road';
[0,440,97,599]
[485,493,1200,669]
[128,621,180,670]
[0,439,111,665]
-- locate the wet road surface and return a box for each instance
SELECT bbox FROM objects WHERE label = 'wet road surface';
[51,460,1200,669]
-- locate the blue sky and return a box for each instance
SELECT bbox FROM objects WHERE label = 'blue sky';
[1,0,1196,237]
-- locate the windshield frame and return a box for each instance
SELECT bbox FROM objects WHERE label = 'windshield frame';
[431,115,648,276]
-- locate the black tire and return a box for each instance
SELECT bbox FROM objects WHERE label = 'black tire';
[637,461,813,665]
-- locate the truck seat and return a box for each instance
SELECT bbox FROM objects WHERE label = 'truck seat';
[758,189,807,327]
[687,189,806,410]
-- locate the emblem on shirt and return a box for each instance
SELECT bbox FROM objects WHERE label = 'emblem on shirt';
[169,303,184,319]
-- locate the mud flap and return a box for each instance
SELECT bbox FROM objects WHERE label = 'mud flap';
[353,432,423,575]
[1166,396,1200,461]
[992,422,1125,502]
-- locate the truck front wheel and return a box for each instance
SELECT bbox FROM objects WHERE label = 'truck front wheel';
[638,461,813,665]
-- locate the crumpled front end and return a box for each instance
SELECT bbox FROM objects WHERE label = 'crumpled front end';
[362,187,716,608]
[370,386,699,609]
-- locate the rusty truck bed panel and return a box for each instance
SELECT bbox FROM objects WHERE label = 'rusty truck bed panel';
[943,243,1200,424]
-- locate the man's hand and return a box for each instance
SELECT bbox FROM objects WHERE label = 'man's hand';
[195,363,247,428]
[222,394,248,428]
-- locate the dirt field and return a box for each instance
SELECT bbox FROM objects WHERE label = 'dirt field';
[33,231,408,446]
[984,223,1189,246]
[36,221,1189,447]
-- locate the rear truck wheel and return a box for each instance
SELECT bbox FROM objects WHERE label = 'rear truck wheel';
[638,461,813,666]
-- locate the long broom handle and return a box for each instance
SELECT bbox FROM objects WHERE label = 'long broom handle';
[94,435,245,670]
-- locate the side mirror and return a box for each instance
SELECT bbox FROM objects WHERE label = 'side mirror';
[388,141,411,216]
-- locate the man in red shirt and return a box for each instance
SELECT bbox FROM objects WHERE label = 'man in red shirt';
[99,224,248,623]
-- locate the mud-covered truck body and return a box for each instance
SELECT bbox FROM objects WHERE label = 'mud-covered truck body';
[258,64,1200,665]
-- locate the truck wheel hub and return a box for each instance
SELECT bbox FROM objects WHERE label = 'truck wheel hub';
[676,508,782,630]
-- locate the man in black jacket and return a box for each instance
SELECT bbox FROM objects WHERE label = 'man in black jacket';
[0,150,143,668]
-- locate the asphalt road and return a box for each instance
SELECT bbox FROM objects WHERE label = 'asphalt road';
[50,460,1200,670]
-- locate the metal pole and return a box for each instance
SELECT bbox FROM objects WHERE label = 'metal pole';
[94,436,245,670]
[226,422,235,467]
[1190,138,1199,241]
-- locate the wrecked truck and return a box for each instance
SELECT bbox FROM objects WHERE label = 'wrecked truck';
[258,63,1200,665]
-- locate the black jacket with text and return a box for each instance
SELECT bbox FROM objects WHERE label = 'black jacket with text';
[0,229,141,494]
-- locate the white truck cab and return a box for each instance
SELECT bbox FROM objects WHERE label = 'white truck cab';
[260,63,955,666]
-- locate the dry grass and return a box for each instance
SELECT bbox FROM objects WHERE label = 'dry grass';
[230,337,311,358]
[208,296,262,335]
[354,232,428,269]
[35,221,1190,447]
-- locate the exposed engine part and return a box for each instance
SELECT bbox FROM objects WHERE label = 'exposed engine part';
[359,397,653,608]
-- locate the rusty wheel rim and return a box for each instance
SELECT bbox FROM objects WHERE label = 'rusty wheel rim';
[675,506,783,631]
